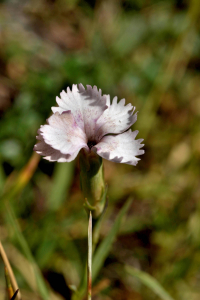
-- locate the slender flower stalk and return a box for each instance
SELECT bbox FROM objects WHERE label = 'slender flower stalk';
[87,211,92,300]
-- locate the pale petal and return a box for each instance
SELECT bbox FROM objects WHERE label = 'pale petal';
[34,134,77,162]
[39,111,88,158]
[52,84,108,140]
[52,84,85,131]
[93,130,144,166]
[95,96,137,140]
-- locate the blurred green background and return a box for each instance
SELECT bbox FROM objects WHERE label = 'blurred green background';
[0,0,200,299]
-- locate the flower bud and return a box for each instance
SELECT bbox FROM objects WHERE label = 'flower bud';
[79,149,106,218]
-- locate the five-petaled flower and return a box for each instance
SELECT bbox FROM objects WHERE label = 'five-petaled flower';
[34,84,144,165]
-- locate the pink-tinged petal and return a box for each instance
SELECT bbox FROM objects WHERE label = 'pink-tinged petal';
[39,111,88,158]
[52,84,84,131]
[52,84,108,140]
[34,134,77,162]
[93,130,144,166]
[95,96,137,140]
[78,84,108,140]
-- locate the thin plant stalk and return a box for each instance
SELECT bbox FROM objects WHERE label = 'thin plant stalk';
[0,241,21,300]
[5,266,14,299]
[87,211,92,300]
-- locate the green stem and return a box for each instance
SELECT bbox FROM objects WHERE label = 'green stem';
[87,211,92,300]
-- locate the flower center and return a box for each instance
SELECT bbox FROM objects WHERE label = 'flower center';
[87,140,96,149]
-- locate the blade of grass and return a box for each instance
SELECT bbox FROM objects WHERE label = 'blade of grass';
[0,153,49,299]
[48,161,74,211]
[4,243,62,300]
[125,265,175,300]
[5,202,49,300]
[92,198,132,281]
[1,152,40,207]
[4,243,39,292]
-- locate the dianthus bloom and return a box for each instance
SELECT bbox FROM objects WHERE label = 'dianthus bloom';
[34,84,144,165]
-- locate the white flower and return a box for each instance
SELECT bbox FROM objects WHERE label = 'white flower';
[34,84,144,165]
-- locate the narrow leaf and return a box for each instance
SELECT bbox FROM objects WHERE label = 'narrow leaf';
[48,161,74,210]
[125,265,175,300]
[5,203,49,300]
[93,198,132,281]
